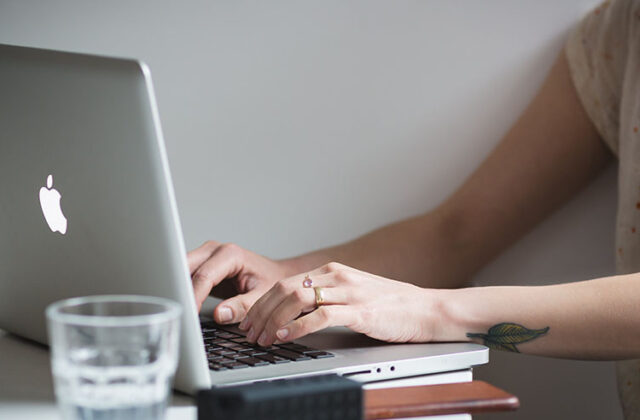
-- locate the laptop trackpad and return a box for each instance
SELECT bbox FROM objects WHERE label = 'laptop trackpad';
[295,327,385,350]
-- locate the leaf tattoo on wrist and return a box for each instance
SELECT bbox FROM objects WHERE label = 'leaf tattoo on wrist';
[466,323,550,353]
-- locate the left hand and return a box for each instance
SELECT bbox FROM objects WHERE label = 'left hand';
[238,262,441,347]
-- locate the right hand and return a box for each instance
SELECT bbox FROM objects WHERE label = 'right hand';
[188,241,291,324]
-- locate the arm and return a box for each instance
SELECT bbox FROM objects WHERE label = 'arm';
[282,50,611,288]
[435,275,640,360]
[238,50,638,359]
[189,49,610,323]
[241,262,640,360]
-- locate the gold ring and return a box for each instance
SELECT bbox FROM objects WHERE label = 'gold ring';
[313,286,325,307]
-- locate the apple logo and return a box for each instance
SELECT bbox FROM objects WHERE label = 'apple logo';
[39,174,68,235]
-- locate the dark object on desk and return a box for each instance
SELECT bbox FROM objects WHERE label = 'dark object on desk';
[197,374,362,420]
[197,374,519,420]
[364,380,520,419]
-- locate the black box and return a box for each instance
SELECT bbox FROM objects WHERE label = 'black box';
[197,374,363,420]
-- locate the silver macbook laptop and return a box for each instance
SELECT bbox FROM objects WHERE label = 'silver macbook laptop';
[0,43,487,394]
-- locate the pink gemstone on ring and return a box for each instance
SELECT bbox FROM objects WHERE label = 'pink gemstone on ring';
[302,275,312,288]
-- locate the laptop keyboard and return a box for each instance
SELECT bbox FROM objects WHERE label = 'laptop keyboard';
[201,321,334,371]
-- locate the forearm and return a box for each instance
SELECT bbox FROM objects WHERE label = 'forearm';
[435,275,640,360]
[280,207,473,288]
[281,52,610,289]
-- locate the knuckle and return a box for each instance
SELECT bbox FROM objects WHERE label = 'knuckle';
[336,268,357,285]
[203,240,218,249]
[292,288,306,302]
[274,281,289,295]
[334,269,349,283]
[221,242,242,258]
[325,261,343,272]
[317,306,331,323]
[192,270,210,284]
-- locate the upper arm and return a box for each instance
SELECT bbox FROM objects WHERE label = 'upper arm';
[441,50,612,274]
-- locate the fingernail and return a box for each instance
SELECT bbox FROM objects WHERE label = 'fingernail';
[257,331,267,346]
[276,328,289,341]
[247,327,256,342]
[238,317,249,330]
[218,306,232,323]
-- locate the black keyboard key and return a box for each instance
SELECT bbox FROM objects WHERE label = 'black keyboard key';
[204,338,227,345]
[228,344,248,351]
[272,348,311,361]
[208,363,228,371]
[221,361,249,369]
[204,344,224,352]
[278,343,311,353]
[256,345,279,352]
[202,321,326,368]
[255,353,290,364]
[304,351,334,359]
[238,357,270,367]
[202,327,218,333]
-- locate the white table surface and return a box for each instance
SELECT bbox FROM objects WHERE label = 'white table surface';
[0,329,472,420]
[0,329,196,419]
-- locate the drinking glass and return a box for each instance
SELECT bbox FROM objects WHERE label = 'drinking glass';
[46,295,182,420]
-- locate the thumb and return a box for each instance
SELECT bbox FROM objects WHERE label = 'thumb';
[214,289,262,324]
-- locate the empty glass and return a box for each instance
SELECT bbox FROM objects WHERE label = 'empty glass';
[46,295,181,420]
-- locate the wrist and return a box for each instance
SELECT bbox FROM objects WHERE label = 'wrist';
[428,288,479,342]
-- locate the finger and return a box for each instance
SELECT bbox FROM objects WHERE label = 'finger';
[257,287,349,346]
[276,305,355,343]
[298,272,341,289]
[214,288,263,324]
[187,240,219,274]
[242,267,337,336]
[243,281,290,343]
[191,244,243,310]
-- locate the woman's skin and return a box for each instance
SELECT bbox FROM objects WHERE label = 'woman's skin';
[188,50,640,360]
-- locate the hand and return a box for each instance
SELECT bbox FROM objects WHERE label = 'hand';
[239,262,440,347]
[188,241,292,324]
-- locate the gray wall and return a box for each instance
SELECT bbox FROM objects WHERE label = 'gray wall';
[0,1,622,418]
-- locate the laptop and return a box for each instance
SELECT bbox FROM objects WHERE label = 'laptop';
[0,43,487,394]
